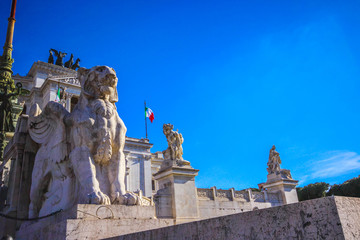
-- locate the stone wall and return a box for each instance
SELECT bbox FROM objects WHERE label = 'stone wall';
[196,187,282,219]
[108,196,360,240]
[334,197,360,239]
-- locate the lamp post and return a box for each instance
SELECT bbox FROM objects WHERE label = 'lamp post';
[0,0,22,161]
[0,0,17,89]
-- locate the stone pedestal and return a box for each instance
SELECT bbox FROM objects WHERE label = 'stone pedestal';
[154,161,199,223]
[15,204,174,240]
[261,171,299,204]
[0,116,37,238]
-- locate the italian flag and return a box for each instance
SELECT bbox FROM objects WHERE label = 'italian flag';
[145,107,154,123]
[55,88,61,102]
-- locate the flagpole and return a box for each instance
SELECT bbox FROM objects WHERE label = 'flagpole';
[57,80,60,101]
[144,100,148,139]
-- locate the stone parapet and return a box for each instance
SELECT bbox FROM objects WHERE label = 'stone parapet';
[196,187,282,219]
[107,196,360,240]
[197,187,282,219]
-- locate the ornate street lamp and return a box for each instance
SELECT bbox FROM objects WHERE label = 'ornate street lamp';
[0,0,23,160]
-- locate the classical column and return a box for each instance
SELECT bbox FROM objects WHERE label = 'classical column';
[66,96,71,112]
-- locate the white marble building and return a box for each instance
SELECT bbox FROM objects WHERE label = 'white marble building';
[3,60,298,214]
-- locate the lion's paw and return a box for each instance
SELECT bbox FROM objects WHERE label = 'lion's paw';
[112,192,139,205]
[88,191,111,205]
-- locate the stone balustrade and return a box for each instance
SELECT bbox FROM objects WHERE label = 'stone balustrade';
[197,187,265,203]
[196,187,282,219]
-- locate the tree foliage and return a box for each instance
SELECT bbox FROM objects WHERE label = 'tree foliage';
[326,175,360,197]
[296,182,329,201]
[297,175,360,201]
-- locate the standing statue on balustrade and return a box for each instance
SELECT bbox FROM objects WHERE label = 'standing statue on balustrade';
[162,123,189,166]
[267,145,281,174]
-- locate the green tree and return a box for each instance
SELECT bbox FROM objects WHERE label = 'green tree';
[296,182,329,201]
[326,175,360,197]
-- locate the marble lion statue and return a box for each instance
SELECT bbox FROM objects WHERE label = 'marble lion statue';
[28,66,138,217]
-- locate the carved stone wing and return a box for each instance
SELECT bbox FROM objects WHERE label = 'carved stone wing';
[28,102,70,163]
[50,48,59,57]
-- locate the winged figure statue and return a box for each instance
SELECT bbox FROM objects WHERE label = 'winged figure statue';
[27,66,142,218]
[28,102,75,217]
[50,48,67,67]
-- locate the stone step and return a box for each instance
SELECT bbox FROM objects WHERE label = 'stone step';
[17,218,174,240]
[74,204,156,220]
[16,204,174,240]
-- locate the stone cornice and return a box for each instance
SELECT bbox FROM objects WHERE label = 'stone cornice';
[27,61,77,77]
[46,76,80,88]
[12,74,32,83]
[151,159,164,164]
[125,137,153,148]
[154,166,199,180]
[262,179,299,188]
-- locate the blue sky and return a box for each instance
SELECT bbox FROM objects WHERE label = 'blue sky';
[1,0,360,189]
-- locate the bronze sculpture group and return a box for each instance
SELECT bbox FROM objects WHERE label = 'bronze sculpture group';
[0,83,23,132]
[0,83,23,159]
[48,49,80,70]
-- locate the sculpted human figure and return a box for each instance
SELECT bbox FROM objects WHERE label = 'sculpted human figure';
[51,49,67,67]
[267,145,281,174]
[163,124,183,160]
[0,86,17,132]
[47,49,54,64]
[28,65,138,217]
[162,124,190,167]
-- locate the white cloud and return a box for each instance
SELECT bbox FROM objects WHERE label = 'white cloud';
[309,151,360,179]
[297,175,310,186]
